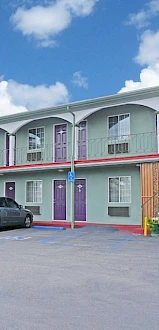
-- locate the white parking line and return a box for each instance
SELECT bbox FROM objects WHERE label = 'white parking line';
[0,236,31,241]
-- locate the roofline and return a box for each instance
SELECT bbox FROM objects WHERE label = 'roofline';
[0,85,159,124]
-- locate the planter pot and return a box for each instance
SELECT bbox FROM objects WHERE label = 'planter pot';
[150,223,159,236]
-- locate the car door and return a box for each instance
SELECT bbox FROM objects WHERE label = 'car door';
[5,198,22,226]
[0,197,8,226]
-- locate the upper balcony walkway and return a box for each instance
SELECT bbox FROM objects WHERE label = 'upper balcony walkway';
[0,132,158,170]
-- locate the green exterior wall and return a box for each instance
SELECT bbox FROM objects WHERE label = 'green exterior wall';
[16,118,72,164]
[0,164,141,225]
[0,93,157,227]
[15,104,158,164]
[0,104,157,166]
[87,104,157,158]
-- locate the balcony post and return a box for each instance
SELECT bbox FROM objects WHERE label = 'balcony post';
[9,134,15,166]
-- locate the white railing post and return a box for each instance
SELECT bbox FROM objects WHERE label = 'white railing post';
[9,134,15,166]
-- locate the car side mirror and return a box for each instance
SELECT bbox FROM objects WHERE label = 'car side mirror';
[19,205,23,209]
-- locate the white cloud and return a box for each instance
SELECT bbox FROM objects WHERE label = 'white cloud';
[0,75,4,82]
[119,64,159,93]
[120,3,159,93]
[126,0,159,29]
[135,30,159,66]
[0,80,27,116]
[37,39,57,48]
[119,29,159,93]
[0,77,69,116]
[72,71,88,89]
[126,11,149,29]
[10,0,99,47]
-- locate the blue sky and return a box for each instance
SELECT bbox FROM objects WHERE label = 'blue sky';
[0,0,159,115]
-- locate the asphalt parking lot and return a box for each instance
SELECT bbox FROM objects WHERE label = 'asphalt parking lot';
[0,225,159,330]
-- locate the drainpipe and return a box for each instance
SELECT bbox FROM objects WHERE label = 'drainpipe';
[67,106,76,229]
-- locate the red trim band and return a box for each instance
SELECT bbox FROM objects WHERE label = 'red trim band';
[0,153,159,171]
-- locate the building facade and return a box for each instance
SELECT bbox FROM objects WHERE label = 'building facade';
[0,86,159,226]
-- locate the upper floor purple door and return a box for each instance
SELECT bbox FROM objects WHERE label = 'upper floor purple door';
[55,124,67,162]
[78,121,87,160]
[5,182,15,200]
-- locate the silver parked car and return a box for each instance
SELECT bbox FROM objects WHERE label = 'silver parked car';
[0,197,33,229]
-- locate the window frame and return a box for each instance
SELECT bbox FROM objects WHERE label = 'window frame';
[28,126,45,152]
[26,180,43,203]
[108,176,131,204]
[6,198,19,209]
[107,113,130,141]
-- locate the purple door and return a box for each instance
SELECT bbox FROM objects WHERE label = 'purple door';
[75,179,86,221]
[78,121,87,160]
[5,182,15,200]
[6,133,9,166]
[54,180,66,220]
[55,124,67,162]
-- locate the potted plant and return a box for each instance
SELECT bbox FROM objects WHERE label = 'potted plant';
[147,218,159,236]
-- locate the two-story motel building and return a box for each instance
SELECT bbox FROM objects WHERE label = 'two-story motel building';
[0,86,159,227]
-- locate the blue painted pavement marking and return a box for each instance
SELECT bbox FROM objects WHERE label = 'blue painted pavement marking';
[111,234,136,250]
[38,226,87,244]
[33,226,66,230]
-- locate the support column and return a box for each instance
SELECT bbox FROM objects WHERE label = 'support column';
[9,134,15,166]
[71,113,75,230]
[74,126,78,160]
[67,106,76,229]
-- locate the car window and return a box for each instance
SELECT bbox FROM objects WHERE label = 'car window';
[6,198,19,209]
[0,198,7,207]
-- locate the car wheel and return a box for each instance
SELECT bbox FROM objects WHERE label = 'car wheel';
[24,215,31,228]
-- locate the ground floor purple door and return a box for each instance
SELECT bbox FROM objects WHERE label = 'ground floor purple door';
[75,179,86,221]
[5,182,15,200]
[54,180,66,220]
[55,124,67,162]
[78,121,87,160]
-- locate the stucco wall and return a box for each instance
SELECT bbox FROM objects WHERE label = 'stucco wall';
[86,104,157,158]
[0,164,141,225]
[15,118,72,164]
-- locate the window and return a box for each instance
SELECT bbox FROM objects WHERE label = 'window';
[6,198,19,208]
[108,207,129,217]
[108,114,130,139]
[26,181,42,203]
[108,143,129,154]
[29,127,44,150]
[109,177,131,203]
[25,206,41,215]
[0,198,7,207]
